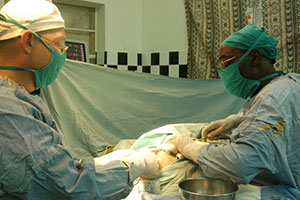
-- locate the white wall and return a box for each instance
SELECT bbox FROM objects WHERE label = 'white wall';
[53,0,188,74]
[142,0,188,53]
[103,0,188,54]
[3,0,188,56]
[104,0,142,53]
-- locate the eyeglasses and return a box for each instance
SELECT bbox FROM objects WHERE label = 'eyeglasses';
[218,54,241,69]
[39,36,69,54]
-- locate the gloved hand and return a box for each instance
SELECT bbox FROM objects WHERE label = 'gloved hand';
[167,134,208,163]
[94,149,159,181]
[138,150,160,179]
[94,149,135,166]
[201,113,242,140]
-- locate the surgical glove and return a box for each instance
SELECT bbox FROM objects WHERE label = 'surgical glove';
[138,150,160,179]
[201,114,242,140]
[167,135,208,163]
[94,149,134,166]
[94,149,159,181]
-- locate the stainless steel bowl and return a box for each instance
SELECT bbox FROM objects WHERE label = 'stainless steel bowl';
[179,178,238,200]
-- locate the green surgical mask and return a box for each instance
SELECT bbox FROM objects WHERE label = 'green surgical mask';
[0,15,66,90]
[218,30,285,99]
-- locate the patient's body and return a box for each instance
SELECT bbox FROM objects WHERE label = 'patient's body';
[135,145,201,195]
[156,150,178,168]
[136,138,231,195]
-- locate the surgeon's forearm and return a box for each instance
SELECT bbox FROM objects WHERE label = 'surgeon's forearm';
[198,162,229,180]
[196,146,244,182]
[196,143,264,184]
[80,158,133,199]
[91,161,133,199]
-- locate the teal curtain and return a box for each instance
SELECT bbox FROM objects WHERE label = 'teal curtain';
[41,60,245,158]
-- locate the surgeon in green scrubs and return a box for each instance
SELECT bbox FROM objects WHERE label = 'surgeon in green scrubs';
[169,24,300,199]
[0,0,159,199]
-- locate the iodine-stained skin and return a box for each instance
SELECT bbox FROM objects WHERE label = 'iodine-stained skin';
[156,150,179,169]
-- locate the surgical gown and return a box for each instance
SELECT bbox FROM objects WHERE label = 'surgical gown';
[0,77,133,200]
[197,73,300,199]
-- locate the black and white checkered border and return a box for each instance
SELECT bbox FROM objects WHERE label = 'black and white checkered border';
[98,50,188,78]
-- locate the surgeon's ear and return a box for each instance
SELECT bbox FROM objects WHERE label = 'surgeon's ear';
[19,30,35,54]
[251,50,262,67]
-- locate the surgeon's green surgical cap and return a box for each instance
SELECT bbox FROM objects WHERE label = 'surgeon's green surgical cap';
[221,24,278,62]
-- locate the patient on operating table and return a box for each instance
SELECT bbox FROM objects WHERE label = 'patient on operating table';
[135,140,225,195]
[137,144,200,195]
[147,136,229,169]
[143,144,182,169]
[113,123,230,196]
